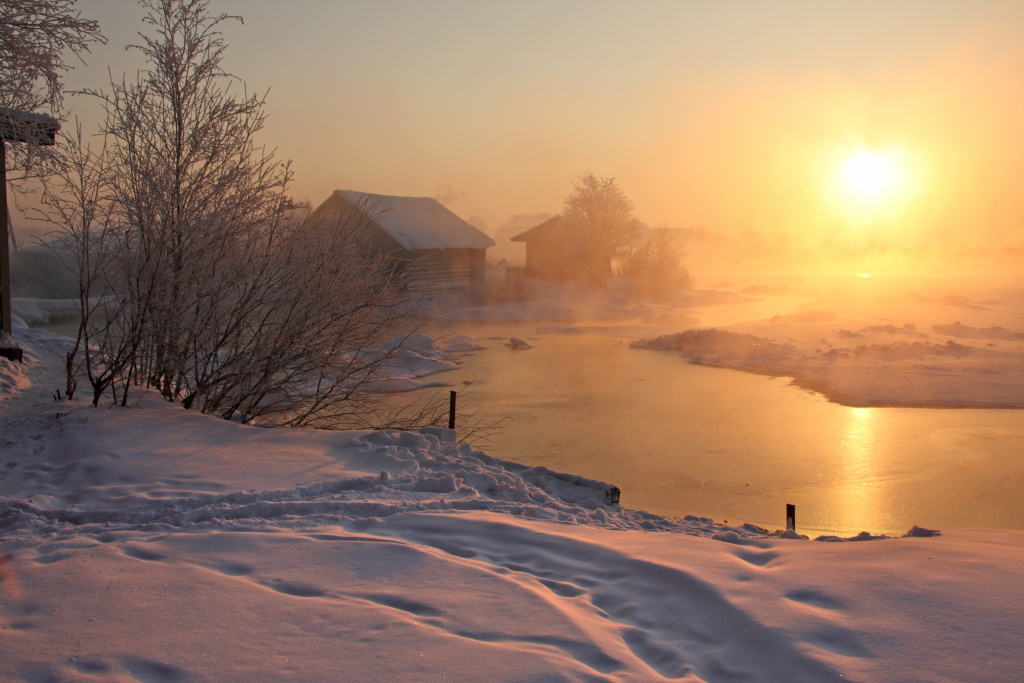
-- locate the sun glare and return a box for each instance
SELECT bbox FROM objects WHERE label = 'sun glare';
[839,150,902,203]
[822,141,921,228]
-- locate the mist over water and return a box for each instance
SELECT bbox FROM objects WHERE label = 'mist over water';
[430,274,1024,536]
[21,267,1024,536]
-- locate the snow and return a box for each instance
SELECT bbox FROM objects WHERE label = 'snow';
[628,282,1024,408]
[3,307,1024,681]
[365,332,460,392]
[0,355,30,395]
[437,333,486,352]
[9,298,79,328]
[334,190,496,251]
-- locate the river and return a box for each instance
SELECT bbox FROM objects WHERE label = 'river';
[428,319,1024,537]
[28,287,1024,537]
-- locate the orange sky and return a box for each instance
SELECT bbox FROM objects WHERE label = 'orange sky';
[37,1,1024,269]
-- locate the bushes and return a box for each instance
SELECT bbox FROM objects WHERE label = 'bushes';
[44,1,430,428]
[618,228,692,300]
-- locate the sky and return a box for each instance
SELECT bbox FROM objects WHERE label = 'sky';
[41,0,1024,266]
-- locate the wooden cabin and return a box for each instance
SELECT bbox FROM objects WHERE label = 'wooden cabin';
[510,215,611,284]
[305,190,495,294]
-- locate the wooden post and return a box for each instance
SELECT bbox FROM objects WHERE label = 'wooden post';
[1,108,60,342]
[0,145,23,362]
[448,390,456,430]
[786,503,796,531]
[1,139,10,339]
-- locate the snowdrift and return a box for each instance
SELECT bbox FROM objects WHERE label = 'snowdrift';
[2,296,1023,682]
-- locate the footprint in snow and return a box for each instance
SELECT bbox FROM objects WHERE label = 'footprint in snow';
[123,546,164,562]
[784,588,846,610]
[266,579,326,598]
[215,562,253,577]
[70,658,109,674]
[538,578,587,598]
[805,626,874,658]
[123,657,188,682]
[360,593,441,617]
[735,549,779,567]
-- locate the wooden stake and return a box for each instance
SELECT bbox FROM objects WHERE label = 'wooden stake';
[1,140,10,338]
[448,390,456,430]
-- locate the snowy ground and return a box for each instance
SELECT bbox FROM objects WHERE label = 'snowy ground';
[2,312,1024,681]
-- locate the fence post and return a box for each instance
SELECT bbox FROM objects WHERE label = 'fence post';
[786,503,796,531]
[448,390,456,430]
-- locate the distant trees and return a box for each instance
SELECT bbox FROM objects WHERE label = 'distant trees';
[44,0,433,429]
[562,172,643,285]
[618,227,692,298]
[560,172,690,297]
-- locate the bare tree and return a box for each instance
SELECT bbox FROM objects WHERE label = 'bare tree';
[45,0,443,433]
[87,0,290,400]
[175,201,429,428]
[1,0,105,179]
[562,172,643,285]
[37,122,158,407]
[39,123,108,402]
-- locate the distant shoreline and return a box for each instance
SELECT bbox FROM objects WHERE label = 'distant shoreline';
[685,358,1024,410]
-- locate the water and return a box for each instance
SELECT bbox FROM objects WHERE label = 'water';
[28,289,1024,537]
[429,321,1024,537]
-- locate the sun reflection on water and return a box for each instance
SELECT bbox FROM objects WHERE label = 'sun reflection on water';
[832,407,884,533]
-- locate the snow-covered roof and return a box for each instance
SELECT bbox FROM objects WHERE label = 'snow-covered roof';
[510,215,569,242]
[324,190,495,251]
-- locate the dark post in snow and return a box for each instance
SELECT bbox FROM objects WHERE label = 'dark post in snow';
[604,486,620,506]
[0,138,10,346]
[786,503,796,532]
[1,108,61,357]
[448,390,457,430]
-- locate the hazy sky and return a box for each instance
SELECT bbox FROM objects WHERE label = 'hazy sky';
[56,1,1024,254]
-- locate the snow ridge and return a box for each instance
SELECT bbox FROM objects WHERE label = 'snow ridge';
[0,427,735,543]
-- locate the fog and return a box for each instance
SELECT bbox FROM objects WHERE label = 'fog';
[11,2,1022,264]
[7,0,1024,534]
[7,4,1024,680]
[427,272,1024,534]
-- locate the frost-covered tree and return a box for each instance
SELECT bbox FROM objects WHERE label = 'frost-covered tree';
[562,173,643,284]
[38,123,122,404]
[1,0,104,178]
[49,0,431,428]
[560,174,691,295]
[86,0,290,399]
[618,227,692,300]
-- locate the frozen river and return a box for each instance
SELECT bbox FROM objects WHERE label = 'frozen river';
[428,319,1024,537]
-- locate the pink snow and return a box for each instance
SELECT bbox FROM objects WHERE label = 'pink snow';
[2,319,1022,681]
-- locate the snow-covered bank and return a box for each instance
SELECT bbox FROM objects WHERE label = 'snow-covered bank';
[9,298,81,328]
[629,284,1024,409]
[3,322,1023,681]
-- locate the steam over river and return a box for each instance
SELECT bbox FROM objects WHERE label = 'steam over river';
[25,275,1024,537]
[429,320,1024,537]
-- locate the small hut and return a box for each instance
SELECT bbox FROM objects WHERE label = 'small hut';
[305,190,495,293]
[510,215,609,283]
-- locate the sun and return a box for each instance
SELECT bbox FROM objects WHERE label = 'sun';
[824,142,919,227]
[838,150,903,203]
